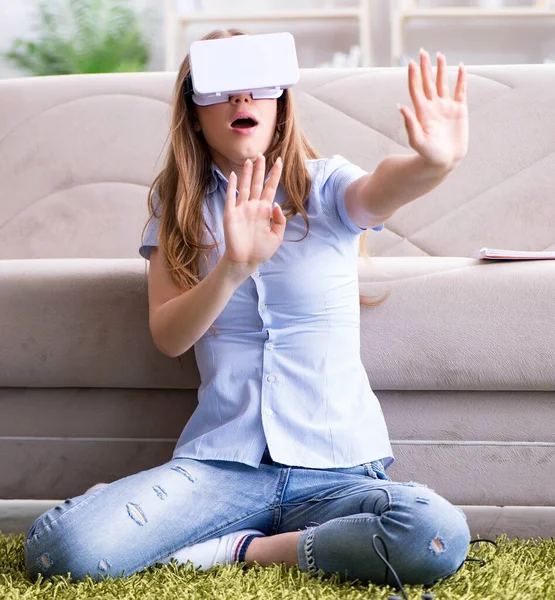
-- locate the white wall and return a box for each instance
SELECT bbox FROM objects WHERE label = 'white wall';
[0,0,36,78]
[1,0,555,79]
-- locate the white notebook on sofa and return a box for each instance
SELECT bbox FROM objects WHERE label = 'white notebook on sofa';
[474,247,555,260]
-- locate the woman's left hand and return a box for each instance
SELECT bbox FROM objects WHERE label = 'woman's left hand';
[398,49,468,170]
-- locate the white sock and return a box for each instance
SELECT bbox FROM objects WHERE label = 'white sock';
[84,482,108,495]
[82,484,265,569]
[159,529,265,570]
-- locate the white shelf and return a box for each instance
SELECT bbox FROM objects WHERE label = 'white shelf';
[164,0,373,70]
[175,8,362,23]
[399,7,555,18]
[391,3,555,66]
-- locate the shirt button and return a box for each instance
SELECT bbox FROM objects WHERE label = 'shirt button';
[259,303,267,311]
[265,408,274,416]
[267,374,276,383]
[266,342,274,350]
[253,271,260,278]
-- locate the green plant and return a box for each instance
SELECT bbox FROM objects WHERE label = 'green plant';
[4,0,151,76]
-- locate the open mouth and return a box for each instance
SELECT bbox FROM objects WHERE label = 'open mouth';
[231,117,258,129]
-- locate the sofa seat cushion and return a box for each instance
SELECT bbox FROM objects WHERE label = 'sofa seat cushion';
[0,257,553,391]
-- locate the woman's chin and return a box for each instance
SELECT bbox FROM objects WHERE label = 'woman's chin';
[231,145,269,162]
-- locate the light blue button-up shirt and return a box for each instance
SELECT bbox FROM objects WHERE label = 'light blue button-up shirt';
[140,155,394,469]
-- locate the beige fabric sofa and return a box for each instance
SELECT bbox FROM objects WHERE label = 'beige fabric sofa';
[0,65,554,539]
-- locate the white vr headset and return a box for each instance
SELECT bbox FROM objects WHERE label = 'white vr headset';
[184,32,299,106]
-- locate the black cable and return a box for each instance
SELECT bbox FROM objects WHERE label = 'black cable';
[375,535,498,600]
[372,534,409,600]
[464,537,498,568]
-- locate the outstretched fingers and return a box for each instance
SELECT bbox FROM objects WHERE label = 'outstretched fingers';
[436,52,450,98]
[419,48,437,101]
[250,153,265,201]
[237,159,253,206]
[260,157,283,204]
[225,170,238,211]
[454,63,467,103]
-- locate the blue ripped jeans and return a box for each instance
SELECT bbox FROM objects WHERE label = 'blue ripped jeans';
[25,445,470,586]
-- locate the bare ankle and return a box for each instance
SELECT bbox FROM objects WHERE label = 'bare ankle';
[244,531,301,567]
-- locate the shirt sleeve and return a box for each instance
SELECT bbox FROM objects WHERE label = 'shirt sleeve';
[320,155,385,234]
[139,186,161,260]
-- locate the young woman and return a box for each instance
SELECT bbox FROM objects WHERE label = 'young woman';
[25,29,473,593]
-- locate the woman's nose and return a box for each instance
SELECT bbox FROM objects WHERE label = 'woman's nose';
[231,93,252,104]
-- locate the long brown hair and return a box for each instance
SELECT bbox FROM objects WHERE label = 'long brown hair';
[143,28,389,338]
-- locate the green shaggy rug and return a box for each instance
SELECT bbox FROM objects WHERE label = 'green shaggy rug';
[1,532,554,600]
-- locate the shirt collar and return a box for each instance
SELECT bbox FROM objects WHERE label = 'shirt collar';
[207,162,227,195]
[206,161,275,195]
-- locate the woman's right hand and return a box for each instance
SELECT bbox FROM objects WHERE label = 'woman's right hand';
[222,153,286,274]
